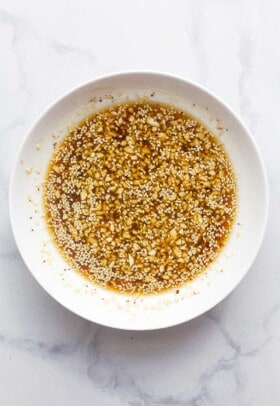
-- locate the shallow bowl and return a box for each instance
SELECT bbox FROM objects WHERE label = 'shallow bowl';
[9,71,268,330]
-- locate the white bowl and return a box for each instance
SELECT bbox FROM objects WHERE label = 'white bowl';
[9,71,268,330]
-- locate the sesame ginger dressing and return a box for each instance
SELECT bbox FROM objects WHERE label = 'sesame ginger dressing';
[43,102,237,294]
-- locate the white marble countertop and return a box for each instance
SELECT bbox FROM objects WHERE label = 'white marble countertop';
[1,0,279,405]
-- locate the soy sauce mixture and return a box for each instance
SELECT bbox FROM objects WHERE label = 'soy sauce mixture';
[44,102,237,294]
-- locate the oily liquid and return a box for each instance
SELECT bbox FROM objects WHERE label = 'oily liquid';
[44,101,237,294]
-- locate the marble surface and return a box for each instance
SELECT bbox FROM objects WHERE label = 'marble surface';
[0,0,279,404]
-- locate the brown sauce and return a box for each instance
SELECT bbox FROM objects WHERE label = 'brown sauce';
[44,102,237,294]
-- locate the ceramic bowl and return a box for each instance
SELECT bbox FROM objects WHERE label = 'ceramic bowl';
[9,71,268,330]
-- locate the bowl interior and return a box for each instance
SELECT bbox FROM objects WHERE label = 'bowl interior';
[9,72,268,330]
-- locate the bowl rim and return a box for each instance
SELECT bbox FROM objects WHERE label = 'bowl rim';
[9,70,269,330]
